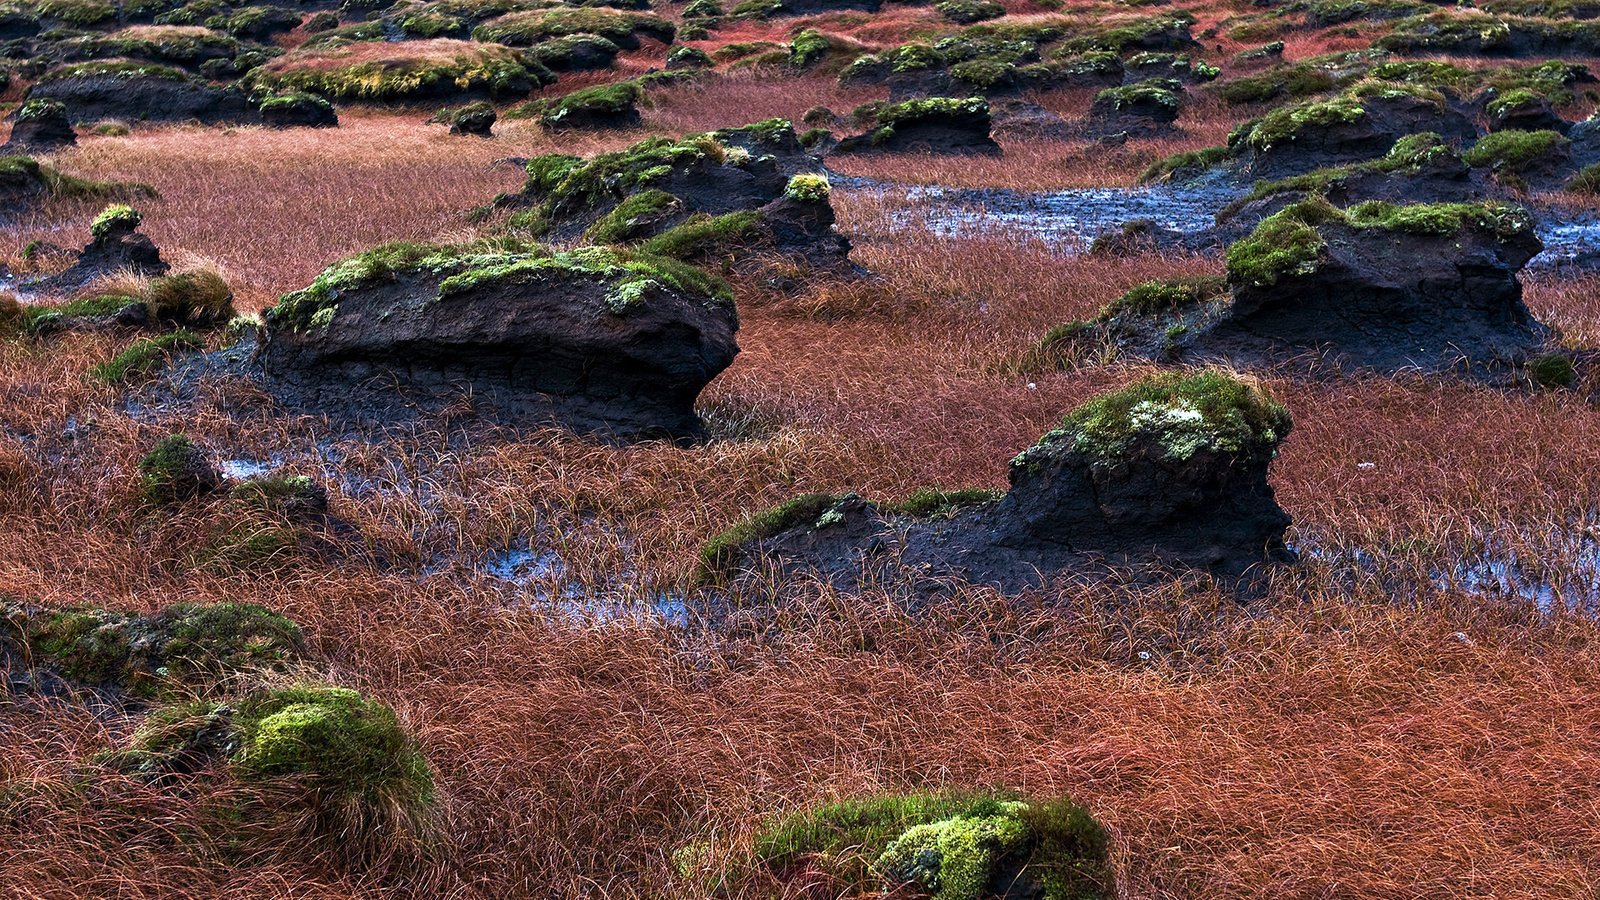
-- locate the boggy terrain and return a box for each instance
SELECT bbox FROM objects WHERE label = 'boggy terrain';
[3,0,1600,896]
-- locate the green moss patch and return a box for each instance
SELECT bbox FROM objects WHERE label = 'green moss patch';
[268,239,733,334]
[245,41,548,102]
[1022,370,1290,465]
[737,791,1111,900]
[1461,129,1569,170]
[4,600,304,697]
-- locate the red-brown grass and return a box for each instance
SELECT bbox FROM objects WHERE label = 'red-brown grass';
[6,13,1600,897]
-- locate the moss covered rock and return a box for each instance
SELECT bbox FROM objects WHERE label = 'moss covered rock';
[695,371,1295,592]
[1,600,304,698]
[834,96,1000,155]
[721,792,1111,900]
[257,240,739,437]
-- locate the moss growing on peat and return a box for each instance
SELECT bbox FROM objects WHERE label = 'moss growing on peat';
[783,173,830,202]
[743,791,1111,900]
[91,329,203,383]
[1461,129,1568,170]
[90,204,142,240]
[1245,95,1365,152]
[528,79,641,127]
[696,492,845,584]
[1023,370,1290,464]
[6,600,304,697]
[268,239,733,333]
[137,433,220,505]
[1226,198,1535,287]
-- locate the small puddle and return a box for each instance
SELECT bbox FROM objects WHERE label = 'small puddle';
[219,457,281,480]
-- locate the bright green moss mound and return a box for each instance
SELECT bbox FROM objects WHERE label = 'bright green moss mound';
[583,189,679,243]
[1246,95,1364,152]
[784,173,830,202]
[110,683,436,855]
[234,685,434,805]
[1461,129,1568,170]
[1033,370,1290,463]
[471,7,674,46]
[1225,200,1334,287]
[747,791,1111,900]
[269,239,733,333]
[879,96,988,126]
[90,203,141,239]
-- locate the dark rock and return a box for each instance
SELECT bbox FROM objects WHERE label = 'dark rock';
[1091,199,1550,377]
[3,98,75,152]
[1246,93,1477,178]
[26,66,257,125]
[448,101,495,135]
[990,98,1071,140]
[28,205,169,295]
[833,97,1001,156]
[1485,91,1569,134]
[255,242,740,438]
[701,371,1294,593]
[259,92,338,128]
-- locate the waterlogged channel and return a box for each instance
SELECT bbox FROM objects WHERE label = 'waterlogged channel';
[838,175,1600,270]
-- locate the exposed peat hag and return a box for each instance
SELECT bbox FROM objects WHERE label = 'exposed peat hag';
[697,372,1294,596]
[493,118,855,273]
[1036,199,1556,380]
[248,241,739,441]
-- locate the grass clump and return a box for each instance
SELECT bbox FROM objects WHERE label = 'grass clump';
[1138,145,1232,183]
[91,329,203,383]
[1565,162,1600,194]
[1527,352,1576,389]
[741,791,1111,900]
[472,7,673,48]
[783,173,830,203]
[1032,370,1290,464]
[137,434,220,505]
[0,155,154,204]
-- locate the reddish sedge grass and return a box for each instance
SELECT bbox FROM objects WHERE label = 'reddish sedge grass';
[6,22,1600,900]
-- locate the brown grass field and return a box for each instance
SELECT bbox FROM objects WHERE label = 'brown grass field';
[2,30,1600,900]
